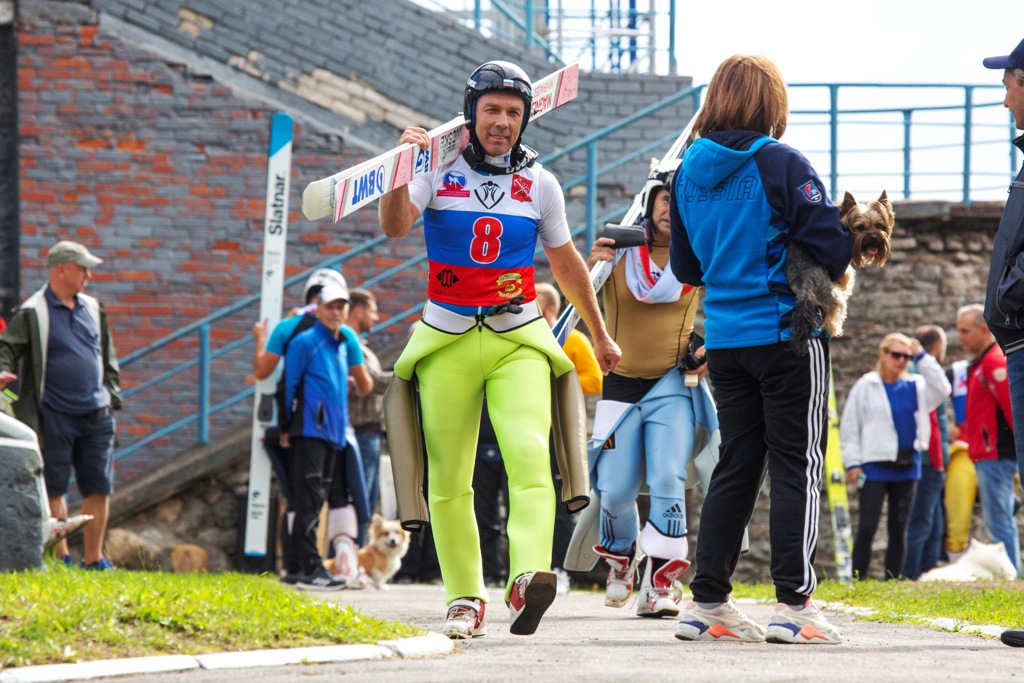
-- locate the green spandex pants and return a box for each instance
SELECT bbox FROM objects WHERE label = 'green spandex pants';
[415,326,555,605]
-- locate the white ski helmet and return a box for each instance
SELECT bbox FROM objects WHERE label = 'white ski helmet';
[303,268,347,304]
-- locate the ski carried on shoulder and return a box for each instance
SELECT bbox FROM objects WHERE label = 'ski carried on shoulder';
[825,370,854,582]
[244,111,294,558]
[552,107,701,345]
[301,63,580,224]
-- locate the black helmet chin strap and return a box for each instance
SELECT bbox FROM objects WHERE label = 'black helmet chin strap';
[462,138,538,175]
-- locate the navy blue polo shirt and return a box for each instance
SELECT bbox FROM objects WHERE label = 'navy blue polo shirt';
[43,287,109,414]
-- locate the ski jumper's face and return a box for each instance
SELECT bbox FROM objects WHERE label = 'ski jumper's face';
[649,189,672,245]
[474,91,525,157]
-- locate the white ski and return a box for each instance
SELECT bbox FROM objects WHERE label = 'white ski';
[244,112,293,558]
[301,63,580,223]
[552,107,701,345]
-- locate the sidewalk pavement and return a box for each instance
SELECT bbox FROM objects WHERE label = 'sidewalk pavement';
[2,582,1020,683]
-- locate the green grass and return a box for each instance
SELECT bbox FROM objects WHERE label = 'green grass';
[5,566,1022,669]
[0,559,420,668]
[734,579,1024,630]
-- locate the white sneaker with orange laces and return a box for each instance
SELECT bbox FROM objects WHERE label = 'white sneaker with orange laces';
[765,599,843,644]
[675,597,766,642]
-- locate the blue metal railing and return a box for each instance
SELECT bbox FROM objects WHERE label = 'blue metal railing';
[785,83,1013,203]
[442,0,679,73]
[114,81,1020,468]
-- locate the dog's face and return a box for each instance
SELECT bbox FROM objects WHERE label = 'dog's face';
[368,515,411,558]
[839,190,894,268]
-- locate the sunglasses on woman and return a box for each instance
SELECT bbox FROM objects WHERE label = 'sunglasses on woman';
[886,350,914,362]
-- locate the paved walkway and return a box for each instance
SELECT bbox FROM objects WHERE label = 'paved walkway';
[2,583,1020,683]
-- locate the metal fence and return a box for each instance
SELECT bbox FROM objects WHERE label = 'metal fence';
[113,79,1020,470]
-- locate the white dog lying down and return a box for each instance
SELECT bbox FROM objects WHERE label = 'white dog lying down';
[919,538,1017,581]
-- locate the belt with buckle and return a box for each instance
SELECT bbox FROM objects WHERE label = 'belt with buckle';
[84,405,112,423]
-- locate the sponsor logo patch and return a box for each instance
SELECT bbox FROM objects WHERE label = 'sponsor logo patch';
[511,174,533,203]
[436,268,459,288]
[798,180,822,203]
[475,181,505,209]
[495,272,523,299]
[437,170,470,197]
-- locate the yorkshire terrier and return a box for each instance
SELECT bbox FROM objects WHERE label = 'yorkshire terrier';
[787,191,894,353]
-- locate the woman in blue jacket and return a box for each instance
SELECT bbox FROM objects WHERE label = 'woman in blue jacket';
[669,54,851,645]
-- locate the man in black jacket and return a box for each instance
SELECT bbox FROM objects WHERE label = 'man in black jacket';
[981,36,1024,649]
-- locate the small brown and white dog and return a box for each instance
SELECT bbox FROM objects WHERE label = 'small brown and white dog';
[357,513,411,590]
[787,190,894,352]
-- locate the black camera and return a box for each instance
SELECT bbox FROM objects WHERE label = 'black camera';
[600,223,647,249]
[681,332,706,371]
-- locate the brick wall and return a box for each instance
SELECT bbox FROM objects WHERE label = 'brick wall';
[16,6,424,485]
[14,0,695,490]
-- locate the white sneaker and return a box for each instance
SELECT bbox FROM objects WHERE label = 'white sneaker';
[508,571,557,636]
[675,597,766,642]
[443,598,487,639]
[765,600,843,644]
[593,546,639,608]
[637,558,689,618]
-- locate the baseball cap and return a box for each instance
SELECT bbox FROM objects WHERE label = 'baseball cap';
[318,280,350,305]
[46,241,103,269]
[303,267,348,303]
[983,37,1024,70]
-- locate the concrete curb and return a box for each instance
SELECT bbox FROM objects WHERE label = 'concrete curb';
[0,633,453,683]
[820,600,1009,640]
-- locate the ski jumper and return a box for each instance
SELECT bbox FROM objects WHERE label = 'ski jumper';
[392,154,578,605]
[591,244,702,567]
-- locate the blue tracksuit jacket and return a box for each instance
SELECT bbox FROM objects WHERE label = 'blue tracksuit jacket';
[669,130,852,349]
[284,320,360,450]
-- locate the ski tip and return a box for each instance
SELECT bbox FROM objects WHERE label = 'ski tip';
[301,182,331,222]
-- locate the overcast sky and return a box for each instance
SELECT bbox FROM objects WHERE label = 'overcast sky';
[417,1,1022,200]
[674,0,1019,87]
[667,1,1021,201]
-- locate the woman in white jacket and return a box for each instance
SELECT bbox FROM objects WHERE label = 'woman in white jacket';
[840,332,951,580]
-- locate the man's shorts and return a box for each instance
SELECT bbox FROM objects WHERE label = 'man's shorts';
[40,403,116,497]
